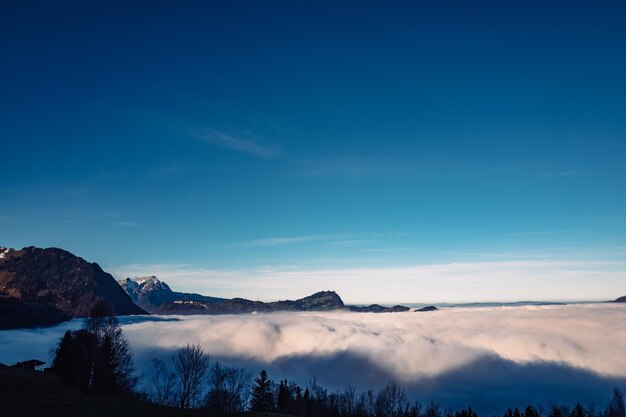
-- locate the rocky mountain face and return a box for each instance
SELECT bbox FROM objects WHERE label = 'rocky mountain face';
[118,276,227,313]
[154,290,347,315]
[0,246,146,329]
[613,296,626,303]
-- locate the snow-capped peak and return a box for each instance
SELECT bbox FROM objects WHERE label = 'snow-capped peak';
[136,275,160,285]
[119,275,171,293]
[0,247,13,260]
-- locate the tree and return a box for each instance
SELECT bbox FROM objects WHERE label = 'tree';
[51,329,95,391]
[524,405,540,417]
[172,343,209,409]
[50,300,136,396]
[572,403,586,417]
[205,361,251,412]
[277,379,292,412]
[375,381,409,417]
[51,330,75,380]
[150,357,176,406]
[86,299,137,396]
[249,370,275,412]
[606,389,625,417]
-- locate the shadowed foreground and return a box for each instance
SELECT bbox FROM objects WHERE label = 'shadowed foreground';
[0,365,286,417]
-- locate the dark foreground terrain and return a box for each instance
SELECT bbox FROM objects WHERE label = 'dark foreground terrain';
[0,364,285,417]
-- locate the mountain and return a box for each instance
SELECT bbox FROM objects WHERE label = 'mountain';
[153,290,413,315]
[0,246,146,329]
[118,276,227,313]
[348,304,411,313]
[416,305,438,312]
[613,296,626,303]
[154,290,346,315]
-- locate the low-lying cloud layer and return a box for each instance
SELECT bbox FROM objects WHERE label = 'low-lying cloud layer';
[1,304,625,415]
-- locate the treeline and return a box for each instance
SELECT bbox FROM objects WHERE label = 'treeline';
[50,304,626,417]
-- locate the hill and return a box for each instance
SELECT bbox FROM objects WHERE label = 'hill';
[0,246,146,329]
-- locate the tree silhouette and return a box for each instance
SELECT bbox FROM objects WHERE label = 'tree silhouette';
[249,370,275,412]
[149,357,176,406]
[205,361,251,412]
[172,343,209,409]
[51,300,135,396]
[606,389,625,417]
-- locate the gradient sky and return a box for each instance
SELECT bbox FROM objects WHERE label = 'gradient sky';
[1,1,625,302]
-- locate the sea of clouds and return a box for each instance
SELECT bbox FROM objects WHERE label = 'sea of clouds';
[1,304,625,415]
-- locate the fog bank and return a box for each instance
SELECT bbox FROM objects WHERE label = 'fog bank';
[1,304,625,415]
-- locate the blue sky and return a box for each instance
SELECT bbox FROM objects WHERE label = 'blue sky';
[1,1,625,302]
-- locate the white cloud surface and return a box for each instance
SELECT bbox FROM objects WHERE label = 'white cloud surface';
[1,304,625,414]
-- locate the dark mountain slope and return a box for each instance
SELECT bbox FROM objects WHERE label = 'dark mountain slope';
[0,246,146,329]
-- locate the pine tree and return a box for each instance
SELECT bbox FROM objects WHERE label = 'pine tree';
[278,379,292,411]
[249,370,275,412]
[51,330,75,381]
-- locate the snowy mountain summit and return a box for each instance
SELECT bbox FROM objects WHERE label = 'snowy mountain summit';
[118,275,226,313]
[0,247,13,260]
[120,276,172,294]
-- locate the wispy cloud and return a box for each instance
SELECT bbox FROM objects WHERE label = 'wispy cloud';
[211,232,412,249]
[189,127,281,158]
[539,170,579,178]
[327,239,373,247]
[211,234,343,248]
[363,247,416,253]
[289,156,411,179]
[506,229,585,236]
[111,221,144,228]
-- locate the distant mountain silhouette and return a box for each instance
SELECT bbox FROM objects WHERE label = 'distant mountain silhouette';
[0,246,146,329]
[348,304,411,313]
[613,295,626,303]
[151,288,416,315]
[154,290,346,314]
[118,276,227,313]
[416,305,438,312]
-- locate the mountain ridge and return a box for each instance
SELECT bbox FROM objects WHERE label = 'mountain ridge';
[119,276,227,313]
[0,246,146,329]
[154,290,346,314]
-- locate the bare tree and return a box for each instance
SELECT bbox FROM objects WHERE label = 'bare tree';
[150,357,176,406]
[375,381,409,417]
[205,361,252,412]
[172,344,209,408]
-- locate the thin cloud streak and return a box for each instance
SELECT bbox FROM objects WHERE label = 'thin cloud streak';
[189,127,281,158]
[210,233,410,248]
[540,170,579,178]
[111,221,144,228]
[211,235,336,248]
